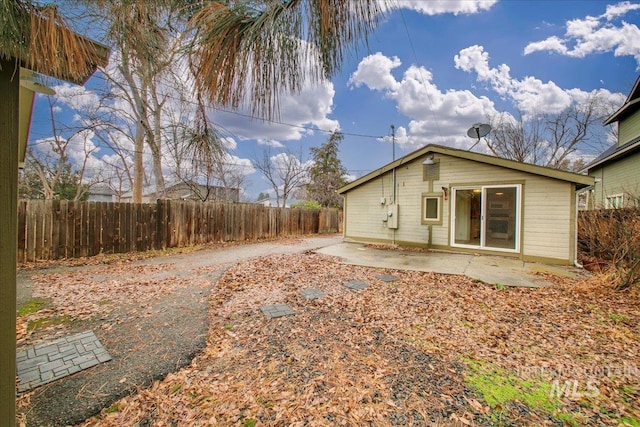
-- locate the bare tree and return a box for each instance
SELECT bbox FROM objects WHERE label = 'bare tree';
[85,0,215,202]
[253,148,308,208]
[21,97,99,200]
[487,93,615,170]
[102,0,179,201]
[168,138,246,202]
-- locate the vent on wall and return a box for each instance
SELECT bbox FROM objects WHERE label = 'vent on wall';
[423,163,439,181]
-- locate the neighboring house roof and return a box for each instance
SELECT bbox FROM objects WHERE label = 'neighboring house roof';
[255,197,302,207]
[603,75,640,125]
[89,184,114,196]
[121,181,237,200]
[582,74,640,173]
[583,137,640,172]
[338,144,594,194]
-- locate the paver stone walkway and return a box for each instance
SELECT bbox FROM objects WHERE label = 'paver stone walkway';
[17,330,111,393]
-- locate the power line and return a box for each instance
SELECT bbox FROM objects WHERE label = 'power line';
[398,8,444,142]
[81,72,387,141]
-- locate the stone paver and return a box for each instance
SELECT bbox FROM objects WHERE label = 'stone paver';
[343,280,369,290]
[16,331,111,393]
[376,274,399,282]
[261,304,295,319]
[300,288,326,300]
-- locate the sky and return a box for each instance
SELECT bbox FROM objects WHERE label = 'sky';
[27,0,640,201]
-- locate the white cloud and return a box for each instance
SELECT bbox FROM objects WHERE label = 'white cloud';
[382,0,497,15]
[223,153,255,177]
[221,137,237,150]
[523,3,640,67]
[350,53,501,151]
[206,37,341,142]
[604,1,640,21]
[348,52,401,91]
[351,48,627,154]
[343,173,357,183]
[456,45,586,115]
[209,79,339,141]
[270,152,313,171]
[258,139,285,148]
[455,45,626,117]
[523,36,568,55]
[51,84,101,113]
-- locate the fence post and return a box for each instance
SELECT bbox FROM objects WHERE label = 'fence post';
[156,199,164,250]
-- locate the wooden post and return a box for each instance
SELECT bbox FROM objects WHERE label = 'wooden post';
[0,58,19,426]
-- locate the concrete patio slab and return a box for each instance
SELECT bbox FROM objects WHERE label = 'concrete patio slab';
[317,242,589,288]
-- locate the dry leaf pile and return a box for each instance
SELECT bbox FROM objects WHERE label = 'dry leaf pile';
[17,263,206,346]
[75,253,638,426]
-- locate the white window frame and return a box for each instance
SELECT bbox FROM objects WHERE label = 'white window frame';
[605,194,624,209]
[450,184,521,253]
[421,194,442,224]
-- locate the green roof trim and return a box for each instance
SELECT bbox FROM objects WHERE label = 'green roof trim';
[584,138,640,172]
[338,144,594,194]
[603,75,640,125]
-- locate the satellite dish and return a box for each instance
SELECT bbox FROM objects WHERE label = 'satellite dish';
[466,123,491,151]
[466,123,491,140]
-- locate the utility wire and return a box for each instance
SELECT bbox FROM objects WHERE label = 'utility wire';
[71,72,387,141]
[398,8,444,141]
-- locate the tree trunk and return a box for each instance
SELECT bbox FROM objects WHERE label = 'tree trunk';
[133,122,144,203]
[150,106,165,199]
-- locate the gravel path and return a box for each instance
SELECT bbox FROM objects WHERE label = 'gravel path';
[17,236,341,427]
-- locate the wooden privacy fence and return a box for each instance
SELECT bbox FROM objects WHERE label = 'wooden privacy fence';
[17,200,342,262]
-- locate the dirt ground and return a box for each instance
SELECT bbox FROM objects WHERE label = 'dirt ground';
[16,236,341,427]
[70,252,640,426]
[15,238,640,426]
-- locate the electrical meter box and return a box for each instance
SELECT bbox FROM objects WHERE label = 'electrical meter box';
[387,204,399,229]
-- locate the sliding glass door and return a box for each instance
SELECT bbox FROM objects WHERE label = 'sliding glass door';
[451,185,520,252]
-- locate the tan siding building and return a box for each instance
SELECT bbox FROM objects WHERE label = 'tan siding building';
[339,144,592,265]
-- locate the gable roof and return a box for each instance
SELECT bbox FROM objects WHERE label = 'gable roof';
[121,181,236,198]
[584,74,640,171]
[603,74,640,125]
[338,144,594,194]
[583,137,640,172]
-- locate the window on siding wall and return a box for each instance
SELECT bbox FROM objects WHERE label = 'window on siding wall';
[421,193,442,224]
[605,194,624,209]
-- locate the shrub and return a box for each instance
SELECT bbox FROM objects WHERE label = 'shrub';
[578,207,640,290]
[291,200,322,210]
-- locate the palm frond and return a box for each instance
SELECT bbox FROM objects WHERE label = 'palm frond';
[189,0,383,119]
[0,0,108,83]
